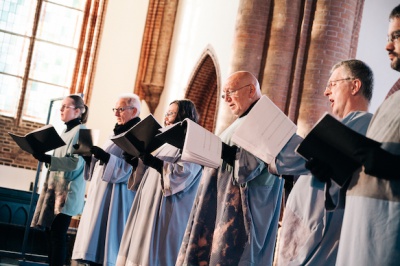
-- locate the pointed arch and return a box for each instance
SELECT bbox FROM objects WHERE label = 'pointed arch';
[12,207,28,225]
[185,45,221,132]
[0,205,11,223]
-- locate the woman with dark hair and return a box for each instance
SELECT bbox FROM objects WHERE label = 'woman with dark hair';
[31,94,89,266]
[165,99,199,127]
[116,99,202,266]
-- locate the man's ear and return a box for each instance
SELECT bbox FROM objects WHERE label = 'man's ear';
[351,79,362,95]
[248,84,256,97]
[132,107,138,117]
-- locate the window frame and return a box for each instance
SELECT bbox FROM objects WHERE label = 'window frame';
[0,0,106,125]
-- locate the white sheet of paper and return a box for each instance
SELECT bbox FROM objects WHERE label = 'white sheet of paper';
[231,95,297,164]
[181,119,221,168]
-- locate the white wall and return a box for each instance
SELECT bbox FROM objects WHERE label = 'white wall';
[154,0,240,119]
[0,165,36,191]
[356,0,399,113]
[85,0,150,146]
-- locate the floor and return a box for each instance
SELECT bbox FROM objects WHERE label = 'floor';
[0,257,48,266]
[0,257,18,266]
[0,250,48,266]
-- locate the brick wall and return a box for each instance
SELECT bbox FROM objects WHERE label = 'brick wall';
[0,116,44,170]
[186,50,219,133]
[297,0,363,136]
[135,0,179,113]
[262,0,304,113]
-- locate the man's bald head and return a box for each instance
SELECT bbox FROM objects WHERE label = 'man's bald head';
[222,71,262,117]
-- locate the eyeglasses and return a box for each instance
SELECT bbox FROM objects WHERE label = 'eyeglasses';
[221,84,251,99]
[112,106,135,113]
[325,77,354,91]
[387,30,400,43]
[60,105,76,111]
[165,111,177,117]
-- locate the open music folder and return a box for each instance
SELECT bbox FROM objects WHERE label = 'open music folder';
[156,118,222,168]
[296,113,381,186]
[110,114,164,157]
[9,124,66,154]
[231,95,297,164]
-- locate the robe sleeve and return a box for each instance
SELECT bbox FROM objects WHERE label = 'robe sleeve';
[269,133,309,176]
[128,159,148,191]
[101,154,133,184]
[48,154,80,172]
[162,160,202,196]
[48,126,83,176]
[233,148,266,184]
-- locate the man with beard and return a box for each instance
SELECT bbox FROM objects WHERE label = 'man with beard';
[318,5,400,265]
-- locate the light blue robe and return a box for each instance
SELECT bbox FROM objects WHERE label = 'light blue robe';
[116,144,202,266]
[275,111,372,266]
[337,91,400,265]
[31,124,87,229]
[72,138,135,266]
[177,116,284,266]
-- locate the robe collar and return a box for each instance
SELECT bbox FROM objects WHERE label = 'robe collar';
[65,118,81,132]
[239,99,258,118]
[113,116,141,135]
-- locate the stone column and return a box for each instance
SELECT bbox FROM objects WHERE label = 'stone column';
[215,0,272,134]
[296,0,364,136]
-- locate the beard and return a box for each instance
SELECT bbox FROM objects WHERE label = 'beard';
[391,54,400,72]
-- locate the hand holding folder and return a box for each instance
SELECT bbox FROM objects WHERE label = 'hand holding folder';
[296,113,381,186]
[156,118,222,168]
[110,114,164,157]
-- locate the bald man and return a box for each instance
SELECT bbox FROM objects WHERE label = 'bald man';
[177,71,284,265]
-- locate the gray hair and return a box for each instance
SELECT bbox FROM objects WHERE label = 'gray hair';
[118,93,141,116]
[330,59,374,102]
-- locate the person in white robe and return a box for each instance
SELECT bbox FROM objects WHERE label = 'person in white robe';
[335,6,400,265]
[116,99,202,266]
[274,59,374,265]
[177,71,284,266]
[72,93,141,266]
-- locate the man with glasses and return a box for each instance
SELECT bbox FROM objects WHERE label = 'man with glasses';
[72,93,141,266]
[334,5,400,265]
[273,59,373,266]
[177,71,284,265]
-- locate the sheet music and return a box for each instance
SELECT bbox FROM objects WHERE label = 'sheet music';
[231,95,297,164]
[182,119,221,168]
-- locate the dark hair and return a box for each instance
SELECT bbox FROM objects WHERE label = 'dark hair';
[67,94,89,123]
[330,59,374,102]
[389,4,400,20]
[170,99,199,124]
